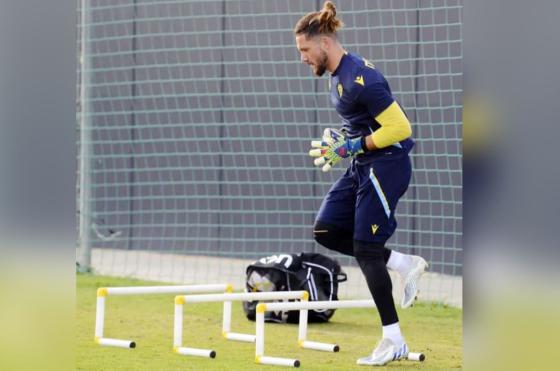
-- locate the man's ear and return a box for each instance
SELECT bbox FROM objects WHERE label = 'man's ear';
[319,35,331,51]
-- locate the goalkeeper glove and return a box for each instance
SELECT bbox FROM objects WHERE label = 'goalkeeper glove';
[309,128,366,172]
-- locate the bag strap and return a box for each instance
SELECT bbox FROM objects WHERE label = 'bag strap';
[336,272,347,283]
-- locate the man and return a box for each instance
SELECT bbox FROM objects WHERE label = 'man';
[294,1,428,366]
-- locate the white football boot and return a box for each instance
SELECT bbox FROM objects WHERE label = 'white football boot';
[401,255,428,308]
[357,338,409,366]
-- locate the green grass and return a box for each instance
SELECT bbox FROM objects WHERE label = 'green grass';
[77,274,462,370]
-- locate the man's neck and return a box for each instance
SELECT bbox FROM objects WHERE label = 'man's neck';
[327,45,347,74]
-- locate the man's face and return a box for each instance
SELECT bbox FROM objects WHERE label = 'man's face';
[296,34,328,77]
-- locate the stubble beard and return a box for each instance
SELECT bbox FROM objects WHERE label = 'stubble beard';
[312,50,328,77]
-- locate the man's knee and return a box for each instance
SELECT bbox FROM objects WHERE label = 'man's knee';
[353,240,392,293]
[313,221,354,256]
[353,239,386,261]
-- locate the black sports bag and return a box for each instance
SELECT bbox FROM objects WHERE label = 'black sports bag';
[243,253,347,323]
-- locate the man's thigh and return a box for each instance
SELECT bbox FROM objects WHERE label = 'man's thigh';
[354,155,412,244]
[315,168,357,232]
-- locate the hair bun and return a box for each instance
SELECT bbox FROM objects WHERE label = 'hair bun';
[320,1,336,23]
[318,1,342,34]
[323,1,336,16]
[293,1,343,36]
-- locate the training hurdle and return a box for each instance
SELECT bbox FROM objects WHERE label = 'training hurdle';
[255,300,426,368]
[95,284,231,348]
[173,291,308,358]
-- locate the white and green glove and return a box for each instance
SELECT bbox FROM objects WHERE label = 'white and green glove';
[309,128,366,172]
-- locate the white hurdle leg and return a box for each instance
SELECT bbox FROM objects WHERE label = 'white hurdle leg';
[223,298,256,343]
[173,296,216,358]
[301,341,339,352]
[95,288,135,348]
[95,295,105,339]
[298,308,339,352]
[408,352,426,361]
[225,332,256,342]
[255,305,265,359]
[297,308,308,345]
[175,347,216,358]
[222,300,232,334]
[97,338,136,348]
[221,283,234,336]
[222,300,255,342]
[173,299,183,349]
[259,356,301,367]
[255,303,300,368]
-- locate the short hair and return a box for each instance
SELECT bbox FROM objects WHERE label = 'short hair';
[293,1,344,38]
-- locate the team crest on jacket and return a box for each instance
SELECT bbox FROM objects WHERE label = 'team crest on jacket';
[337,83,343,97]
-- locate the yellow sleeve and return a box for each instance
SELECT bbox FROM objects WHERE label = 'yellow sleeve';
[371,101,412,148]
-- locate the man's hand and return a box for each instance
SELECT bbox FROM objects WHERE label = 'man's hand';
[309,128,365,172]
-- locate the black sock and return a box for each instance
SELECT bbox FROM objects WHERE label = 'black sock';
[353,240,398,326]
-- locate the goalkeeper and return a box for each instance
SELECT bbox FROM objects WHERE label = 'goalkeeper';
[295,1,428,366]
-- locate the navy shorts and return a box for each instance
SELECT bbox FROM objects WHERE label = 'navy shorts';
[315,152,412,244]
